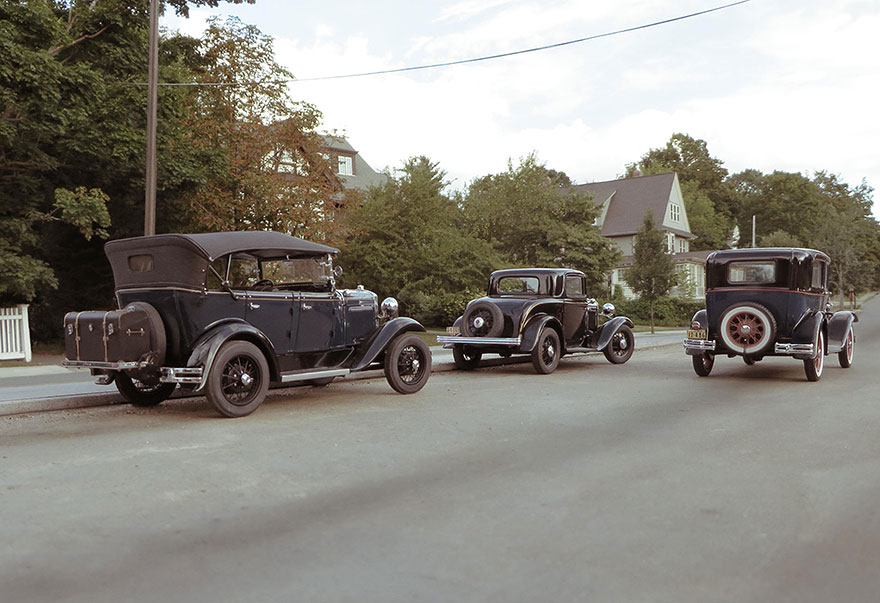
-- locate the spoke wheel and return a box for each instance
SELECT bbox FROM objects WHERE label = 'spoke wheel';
[115,372,176,407]
[206,341,269,418]
[385,334,431,394]
[603,325,634,364]
[531,328,560,374]
[453,345,482,370]
[838,328,854,368]
[461,301,504,337]
[804,330,825,382]
[719,303,776,355]
[692,352,714,377]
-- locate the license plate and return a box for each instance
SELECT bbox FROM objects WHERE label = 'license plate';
[446,326,460,334]
[687,329,707,339]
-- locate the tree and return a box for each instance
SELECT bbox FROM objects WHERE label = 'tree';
[174,16,351,241]
[463,153,620,291]
[625,212,678,333]
[339,157,500,324]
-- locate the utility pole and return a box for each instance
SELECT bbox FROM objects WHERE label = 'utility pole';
[144,0,159,236]
[751,215,756,248]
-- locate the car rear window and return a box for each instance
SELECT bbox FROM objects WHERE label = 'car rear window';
[727,261,776,284]
[497,276,540,294]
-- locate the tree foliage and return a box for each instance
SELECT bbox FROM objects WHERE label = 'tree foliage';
[624,212,677,333]
[339,157,500,324]
[462,153,620,291]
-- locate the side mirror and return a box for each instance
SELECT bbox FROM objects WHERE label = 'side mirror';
[333,265,343,278]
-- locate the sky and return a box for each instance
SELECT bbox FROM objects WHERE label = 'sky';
[162,0,880,216]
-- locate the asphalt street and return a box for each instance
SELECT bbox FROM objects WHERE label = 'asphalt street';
[0,312,877,603]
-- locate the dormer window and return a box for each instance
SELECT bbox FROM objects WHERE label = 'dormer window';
[337,155,353,176]
[669,203,681,222]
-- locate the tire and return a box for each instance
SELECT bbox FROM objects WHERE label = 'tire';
[205,341,270,418]
[384,333,431,394]
[719,303,776,355]
[461,301,504,337]
[804,330,825,382]
[115,372,176,406]
[531,328,560,374]
[125,301,167,365]
[307,377,335,387]
[452,345,482,370]
[838,328,854,368]
[602,325,634,364]
[692,352,714,377]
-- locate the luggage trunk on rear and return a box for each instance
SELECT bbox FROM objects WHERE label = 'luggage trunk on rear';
[64,307,155,364]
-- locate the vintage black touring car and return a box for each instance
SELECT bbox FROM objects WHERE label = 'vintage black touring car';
[683,248,857,381]
[437,268,635,374]
[63,231,431,417]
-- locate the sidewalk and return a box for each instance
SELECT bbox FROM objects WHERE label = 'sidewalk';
[0,331,685,417]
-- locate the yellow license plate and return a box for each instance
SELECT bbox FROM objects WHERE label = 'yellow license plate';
[446,326,460,334]
[687,329,707,339]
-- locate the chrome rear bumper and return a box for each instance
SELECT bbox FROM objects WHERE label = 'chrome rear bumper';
[683,338,716,352]
[774,342,815,356]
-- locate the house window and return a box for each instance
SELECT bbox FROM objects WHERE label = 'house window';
[337,155,353,176]
[666,232,675,254]
[669,203,681,222]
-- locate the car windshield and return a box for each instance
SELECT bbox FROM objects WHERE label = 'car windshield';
[497,276,540,294]
[261,256,333,285]
[728,261,776,284]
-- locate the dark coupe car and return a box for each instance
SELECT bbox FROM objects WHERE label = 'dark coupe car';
[63,231,431,417]
[437,268,635,374]
[683,248,857,381]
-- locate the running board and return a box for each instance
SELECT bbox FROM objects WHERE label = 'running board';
[279,368,351,383]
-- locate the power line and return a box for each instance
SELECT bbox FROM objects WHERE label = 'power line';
[130,0,751,88]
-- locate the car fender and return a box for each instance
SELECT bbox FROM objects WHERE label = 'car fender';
[186,320,279,391]
[691,309,709,330]
[789,310,824,359]
[826,310,858,353]
[350,317,426,372]
[518,314,562,353]
[595,316,635,351]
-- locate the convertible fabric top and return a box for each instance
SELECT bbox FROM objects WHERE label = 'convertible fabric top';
[106,231,338,262]
[104,231,338,290]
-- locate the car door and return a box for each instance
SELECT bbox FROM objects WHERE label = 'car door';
[562,274,588,345]
[294,291,344,353]
[229,256,294,355]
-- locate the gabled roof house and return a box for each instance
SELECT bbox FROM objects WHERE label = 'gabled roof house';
[570,172,712,299]
[319,135,388,192]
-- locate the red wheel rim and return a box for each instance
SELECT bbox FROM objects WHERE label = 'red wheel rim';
[725,310,766,351]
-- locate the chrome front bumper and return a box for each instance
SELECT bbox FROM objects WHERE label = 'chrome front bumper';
[683,338,716,352]
[436,335,522,348]
[774,342,815,356]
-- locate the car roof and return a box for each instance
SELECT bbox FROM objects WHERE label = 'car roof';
[490,268,584,278]
[707,247,830,264]
[105,231,339,262]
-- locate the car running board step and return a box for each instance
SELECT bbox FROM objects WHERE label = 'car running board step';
[279,368,351,383]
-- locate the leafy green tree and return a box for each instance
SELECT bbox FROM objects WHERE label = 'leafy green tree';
[625,212,678,333]
[463,153,620,291]
[339,157,500,324]
[760,229,803,248]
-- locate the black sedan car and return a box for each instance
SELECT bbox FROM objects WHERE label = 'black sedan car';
[437,268,635,374]
[683,247,857,381]
[63,231,431,417]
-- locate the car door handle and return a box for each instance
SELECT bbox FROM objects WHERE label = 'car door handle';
[248,302,260,310]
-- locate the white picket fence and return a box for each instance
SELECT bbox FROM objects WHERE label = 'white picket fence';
[0,304,32,362]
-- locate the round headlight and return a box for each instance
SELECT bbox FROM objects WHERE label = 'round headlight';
[381,297,399,317]
[602,303,615,317]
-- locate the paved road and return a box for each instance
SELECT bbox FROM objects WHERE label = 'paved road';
[1,312,877,602]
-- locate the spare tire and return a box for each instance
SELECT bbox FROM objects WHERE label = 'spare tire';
[124,301,167,366]
[719,303,776,355]
[461,301,504,337]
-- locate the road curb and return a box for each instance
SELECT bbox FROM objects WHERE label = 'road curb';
[0,332,685,417]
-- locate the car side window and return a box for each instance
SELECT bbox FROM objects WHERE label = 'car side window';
[229,257,260,289]
[564,276,585,298]
[811,261,827,291]
[205,257,228,290]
